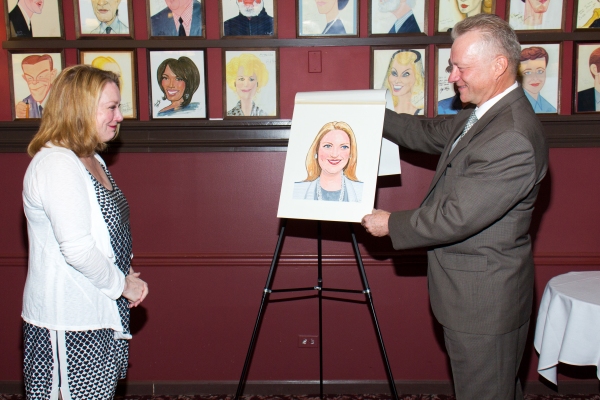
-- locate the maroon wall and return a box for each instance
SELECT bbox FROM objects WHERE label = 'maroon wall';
[1,0,599,392]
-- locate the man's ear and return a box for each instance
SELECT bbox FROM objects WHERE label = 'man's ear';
[494,56,509,79]
[591,64,598,77]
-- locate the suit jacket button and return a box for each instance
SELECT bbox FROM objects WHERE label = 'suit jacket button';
[447,163,452,168]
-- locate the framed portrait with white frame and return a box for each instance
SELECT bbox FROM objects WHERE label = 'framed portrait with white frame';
[147,0,206,38]
[435,0,496,33]
[518,43,560,114]
[220,0,276,38]
[75,0,134,38]
[297,0,358,37]
[507,0,565,31]
[4,0,64,39]
[368,0,427,35]
[371,47,427,116]
[574,0,600,30]
[9,51,64,120]
[80,50,138,119]
[575,43,600,113]
[435,45,466,116]
[148,50,207,119]
[223,49,278,118]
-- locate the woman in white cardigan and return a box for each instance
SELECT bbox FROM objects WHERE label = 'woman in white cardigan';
[22,65,148,400]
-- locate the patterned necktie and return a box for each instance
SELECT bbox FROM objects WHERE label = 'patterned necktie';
[450,110,478,153]
[105,26,112,34]
[178,17,186,36]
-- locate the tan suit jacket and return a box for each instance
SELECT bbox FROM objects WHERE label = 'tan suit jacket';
[383,87,548,335]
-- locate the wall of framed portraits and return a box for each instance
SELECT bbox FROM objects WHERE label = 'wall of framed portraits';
[1,0,600,395]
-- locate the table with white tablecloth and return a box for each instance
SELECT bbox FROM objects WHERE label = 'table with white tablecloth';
[534,271,600,384]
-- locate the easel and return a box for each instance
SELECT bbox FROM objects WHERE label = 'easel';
[234,219,399,400]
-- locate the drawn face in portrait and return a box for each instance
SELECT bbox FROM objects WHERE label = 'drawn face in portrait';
[164,0,193,14]
[156,57,201,115]
[382,50,425,115]
[226,53,270,116]
[522,0,549,27]
[21,0,45,15]
[91,56,122,91]
[237,0,264,16]
[23,58,56,104]
[456,0,483,16]
[520,58,547,97]
[318,129,351,178]
[92,0,121,25]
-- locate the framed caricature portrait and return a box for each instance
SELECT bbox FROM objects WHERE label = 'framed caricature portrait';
[223,49,278,118]
[147,0,205,38]
[220,0,276,38]
[575,0,600,29]
[9,52,63,120]
[75,0,133,38]
[436,0,495,33]
[80,50,137,118]
[5,0,64,39]
[575,43,600,113]
[369,0,426,35]
[298,0,358,37]
[507,0,565,31]
[435,46,465,116]
[518,43,560,114]
[372,47,427,116]
[148,50,207,119]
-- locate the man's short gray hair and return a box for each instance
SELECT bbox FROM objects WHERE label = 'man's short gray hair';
[451,13,521,77]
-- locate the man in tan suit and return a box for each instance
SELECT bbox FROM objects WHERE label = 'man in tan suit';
[362,14,548,400]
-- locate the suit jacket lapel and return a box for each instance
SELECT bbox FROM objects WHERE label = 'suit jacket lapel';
[420,87,527,204]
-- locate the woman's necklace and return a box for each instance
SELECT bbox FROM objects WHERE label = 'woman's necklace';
[316,175,346,201]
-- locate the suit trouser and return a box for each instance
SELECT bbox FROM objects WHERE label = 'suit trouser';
[443,320,529,400]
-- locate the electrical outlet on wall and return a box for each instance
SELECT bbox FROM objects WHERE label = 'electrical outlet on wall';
[298,335,318,348]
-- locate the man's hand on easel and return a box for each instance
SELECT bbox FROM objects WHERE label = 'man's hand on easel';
[361,209,391,237]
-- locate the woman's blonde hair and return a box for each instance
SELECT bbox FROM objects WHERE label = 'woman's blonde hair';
[383,50,425,109]
[91,56,123,91]
[27,65,120,157]
[304,121,359,182]
[225,53,269,93]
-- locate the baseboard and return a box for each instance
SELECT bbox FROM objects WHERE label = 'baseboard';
[2,379,599,396]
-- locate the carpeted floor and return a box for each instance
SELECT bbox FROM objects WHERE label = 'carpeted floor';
[2,395,600,400]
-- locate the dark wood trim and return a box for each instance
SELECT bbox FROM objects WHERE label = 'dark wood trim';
[3,252,600,268]
[1,115,600,152]
[4,31,600,50]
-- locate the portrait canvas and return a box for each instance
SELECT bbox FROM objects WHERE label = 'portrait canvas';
[80,50,137,118]
[575,0,600,29]
[507,0,564,31]
[518,43,560,114]
[435,46,464,116]
[298,0,358,37]
[76,0,132,37]
[220,0,276,37]
[223,49,278,118]
[575,43,600,113]
[277,90,387,223]
[10,52,63,120]
[369,0,426,35]
[148,0,205,37]
[5,0,63,39]
[372,48,427,116]
[436,0,495,33]
[149,50,207,119]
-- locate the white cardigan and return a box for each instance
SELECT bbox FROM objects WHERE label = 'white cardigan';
[22,144,127,337]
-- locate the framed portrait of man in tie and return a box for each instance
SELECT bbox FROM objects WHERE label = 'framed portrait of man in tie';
[220,0,276,38]
[9,51,63,120]
[4,0,64,39]
[368,0,427,36]
[75,0,134,38]
[148,0,205,38]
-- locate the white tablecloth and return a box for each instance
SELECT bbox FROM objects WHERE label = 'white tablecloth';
[534,271,600,384]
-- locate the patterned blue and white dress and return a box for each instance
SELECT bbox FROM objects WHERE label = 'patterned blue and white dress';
[23,164,132,400]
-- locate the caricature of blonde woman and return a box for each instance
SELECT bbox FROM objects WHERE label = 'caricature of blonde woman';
[382,49,425,115]
[225,53,269,116]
